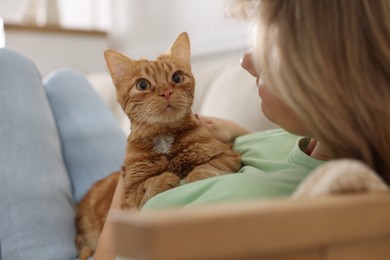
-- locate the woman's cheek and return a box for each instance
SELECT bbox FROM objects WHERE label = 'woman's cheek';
[258,84,276,111]
[258,85,308,135]
[258,85,277,120]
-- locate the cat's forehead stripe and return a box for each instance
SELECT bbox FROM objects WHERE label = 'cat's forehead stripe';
[144,66,154,75]
[141,61,176,84]
[161,61,174,72]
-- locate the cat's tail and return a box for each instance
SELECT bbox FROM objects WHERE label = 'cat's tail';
[76,234,95,260]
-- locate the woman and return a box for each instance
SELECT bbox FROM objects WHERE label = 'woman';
[95,0,390,258]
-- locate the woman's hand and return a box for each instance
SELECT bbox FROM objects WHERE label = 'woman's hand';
[195,114,252,143]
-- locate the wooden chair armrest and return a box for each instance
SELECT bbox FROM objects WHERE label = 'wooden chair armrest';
[111,193,390,260]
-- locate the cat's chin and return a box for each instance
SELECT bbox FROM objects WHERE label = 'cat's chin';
[130,108,188,127]
[158,113,186,125]
[164,105,175,112]
[152,108,188,126]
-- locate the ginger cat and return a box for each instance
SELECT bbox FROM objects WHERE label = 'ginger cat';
[75,32,241,260]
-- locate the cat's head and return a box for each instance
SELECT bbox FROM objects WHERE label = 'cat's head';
[104,32,195,126]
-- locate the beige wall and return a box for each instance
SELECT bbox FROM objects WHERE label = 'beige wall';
[110,0,251,59]
[1,0,252,76]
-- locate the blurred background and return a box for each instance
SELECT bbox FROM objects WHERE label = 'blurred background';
[0,0,273,133]
[0,0,252,76]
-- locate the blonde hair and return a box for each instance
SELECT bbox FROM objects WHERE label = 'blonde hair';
[231,0,390,183]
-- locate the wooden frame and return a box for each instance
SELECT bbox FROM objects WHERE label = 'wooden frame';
[4,22,107,36]
[111,192,390,260]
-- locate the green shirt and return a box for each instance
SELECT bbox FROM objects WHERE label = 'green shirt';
[142,129,324,210]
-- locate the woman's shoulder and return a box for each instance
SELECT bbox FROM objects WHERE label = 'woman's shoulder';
[234,128,301,152]
[237,128,300,141]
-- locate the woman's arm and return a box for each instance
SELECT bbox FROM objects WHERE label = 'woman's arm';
[195,114,252,143]
[94,175,124,260]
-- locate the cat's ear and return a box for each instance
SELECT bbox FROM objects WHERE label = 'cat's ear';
[104,49,133,81]
[166,32,191,64]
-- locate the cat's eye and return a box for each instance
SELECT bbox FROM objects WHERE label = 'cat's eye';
[136,79,151,91]
[172,72,184,84]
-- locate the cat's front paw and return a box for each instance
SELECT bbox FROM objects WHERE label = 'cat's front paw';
[141,172,180,205]
[185,168,218,183]
[292,159,389,198]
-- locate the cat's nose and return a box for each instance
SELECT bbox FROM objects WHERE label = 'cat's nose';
[158,89,174,100]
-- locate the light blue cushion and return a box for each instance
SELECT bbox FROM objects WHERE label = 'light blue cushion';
[0,49,78,259]
[44,69,126,203]
[0,49,126,260]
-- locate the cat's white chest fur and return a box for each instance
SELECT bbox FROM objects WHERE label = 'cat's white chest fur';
[154,135,174,154]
